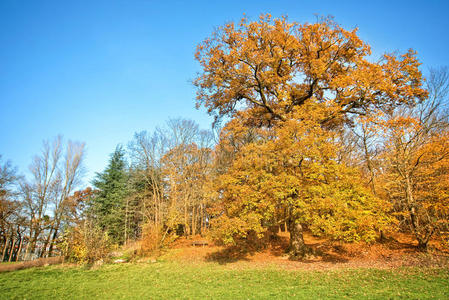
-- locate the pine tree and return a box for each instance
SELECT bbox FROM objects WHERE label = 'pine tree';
[92,146,129,244]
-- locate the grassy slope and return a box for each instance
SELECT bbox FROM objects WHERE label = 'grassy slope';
[0,262,448,299]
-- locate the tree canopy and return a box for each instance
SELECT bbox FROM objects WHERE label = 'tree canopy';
[194,15,427,127]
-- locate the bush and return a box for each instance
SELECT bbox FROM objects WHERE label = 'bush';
[140,223,177,255]
[61,221,111,264]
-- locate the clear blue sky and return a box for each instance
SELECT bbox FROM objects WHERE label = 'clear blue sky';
[1,0,448,184]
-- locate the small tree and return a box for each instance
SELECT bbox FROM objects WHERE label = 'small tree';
[380,68,449,249]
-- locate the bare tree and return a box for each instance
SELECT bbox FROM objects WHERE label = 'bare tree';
[46,141,85,256]
[22,136,85,258]
[0,156,21,261]
[129,130,167,231]
[22,137,61,257]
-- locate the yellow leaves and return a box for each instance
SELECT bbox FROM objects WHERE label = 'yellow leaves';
[372,95,449,246]
[209,212,265,245]
[384,115,421,131]
[304,176,389,243]
[210,107,391,245]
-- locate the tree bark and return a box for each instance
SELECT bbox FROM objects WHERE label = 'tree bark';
[192,206,196,236]
[1,236,9,262]
[184,195,189,236]
[200,203,204,235]
[417,240,428,250]
[405,174,430,250]
[30,227,40,254]
[8,237,16,262]
[48,225,60,257]
[16,236,24,262]
[23,235,31,260]
[288,221,308,258]
[40,227,53,258]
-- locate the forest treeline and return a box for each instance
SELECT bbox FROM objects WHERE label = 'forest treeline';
[1,15,449,262]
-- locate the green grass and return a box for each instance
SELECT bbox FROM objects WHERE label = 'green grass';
[0,261,448,299]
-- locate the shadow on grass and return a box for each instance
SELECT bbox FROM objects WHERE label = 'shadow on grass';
[206,233,354,264]
[382,237,422,253]
[204,232,448,266]
[205,246,253,264]
[205,233,350,264]
[205,234,284,264]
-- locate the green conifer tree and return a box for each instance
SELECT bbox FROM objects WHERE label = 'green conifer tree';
[92,146,129,244]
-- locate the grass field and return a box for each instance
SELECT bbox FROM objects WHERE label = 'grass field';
[0,261,448,299]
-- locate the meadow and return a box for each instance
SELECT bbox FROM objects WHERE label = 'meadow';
[1,261,448,299]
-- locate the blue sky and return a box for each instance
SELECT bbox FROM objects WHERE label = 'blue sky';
[1,0,448,184]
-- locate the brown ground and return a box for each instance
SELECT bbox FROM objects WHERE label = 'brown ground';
[161,231,449,270]
[3,233,447,272]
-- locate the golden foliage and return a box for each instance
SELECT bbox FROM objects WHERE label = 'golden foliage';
[210,105,391,245]
[194,15,427,126]
[61,221,111,264]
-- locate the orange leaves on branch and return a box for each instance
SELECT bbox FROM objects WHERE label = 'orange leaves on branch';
[194,15,427,126]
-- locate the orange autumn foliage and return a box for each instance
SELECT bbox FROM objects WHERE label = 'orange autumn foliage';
[195,15,425,257]
[380,111,449,249]
[194,14,427,127]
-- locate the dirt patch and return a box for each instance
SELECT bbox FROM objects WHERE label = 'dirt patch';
[0,256,63,273]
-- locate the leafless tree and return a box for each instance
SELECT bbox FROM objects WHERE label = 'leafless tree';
[21,136,85,258]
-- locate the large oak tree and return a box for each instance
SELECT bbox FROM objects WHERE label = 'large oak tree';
[195,15,427,257]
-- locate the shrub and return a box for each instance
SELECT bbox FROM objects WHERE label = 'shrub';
[140,223,178,255]
[61,222,111,264]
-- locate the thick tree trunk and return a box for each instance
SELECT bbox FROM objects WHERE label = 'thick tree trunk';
[30,228,40,254]
[192,206,196,236]
[405,175,432,251]
[288,221,309,258]
[48,226,59,257]
[184,197,188,236]
[16,236,24,262]
[8,237,16,262]
[417,240,428,250]
[379,230,387,242]
[2,236,9,261]
[200,204,204,235]
[24,235,31,260]
[40,227,53,258]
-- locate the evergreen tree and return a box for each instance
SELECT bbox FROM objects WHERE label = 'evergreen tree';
[92,146,129,244]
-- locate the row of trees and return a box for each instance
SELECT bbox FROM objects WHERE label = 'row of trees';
[0,137,85,261]
[0,119,215,262]
[62,119,216,262]
[2,15,448,262]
